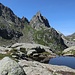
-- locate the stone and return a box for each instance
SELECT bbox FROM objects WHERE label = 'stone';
[33,53,39,57]
[63,46,75,56]
[21,16,29,24]
[11,43,56,62]
[61,35,75,47]
[27,49,36,55]
[0,46,12,54]
[0,57,26,75]
[19,59,75,75]
[63,46,75,53]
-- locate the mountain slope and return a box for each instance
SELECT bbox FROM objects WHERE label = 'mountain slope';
[67,33,75,41]
[0,3,30,45]
[0,3,67,52]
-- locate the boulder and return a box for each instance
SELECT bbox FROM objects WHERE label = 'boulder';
[27,49,36,55]
[19,60,75,75]
[0,57,26,75]
[0,46,12,54]
[63,46,75,56]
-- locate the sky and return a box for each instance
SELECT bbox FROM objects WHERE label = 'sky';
[0,0,75,35]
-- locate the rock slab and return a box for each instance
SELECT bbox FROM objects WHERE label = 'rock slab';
[0,57,26,75]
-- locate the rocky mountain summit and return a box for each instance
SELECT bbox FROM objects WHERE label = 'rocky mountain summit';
[0,3,29,40]
[0,3,75,75]
[0,3,68,52]
[30,11,50,30]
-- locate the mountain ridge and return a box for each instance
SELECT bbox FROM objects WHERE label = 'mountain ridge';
[0,3,68,52]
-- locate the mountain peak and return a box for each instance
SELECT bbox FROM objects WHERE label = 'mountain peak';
[36,11,41,17]
[21,16,29,23]
[30,11,50,29]
[0,3,3,5]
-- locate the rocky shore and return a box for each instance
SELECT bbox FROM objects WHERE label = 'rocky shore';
[0,43,56,63]
[0,43,75,75]
[0,57,75,75]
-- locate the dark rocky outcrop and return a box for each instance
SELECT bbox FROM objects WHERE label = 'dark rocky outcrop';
[0,28,23,39]
[0,3,29,26]
[21,16,29,23]
[0,3,28,40]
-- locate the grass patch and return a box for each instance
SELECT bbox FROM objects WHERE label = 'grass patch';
[42,51,51,56]
[0,53,12,60]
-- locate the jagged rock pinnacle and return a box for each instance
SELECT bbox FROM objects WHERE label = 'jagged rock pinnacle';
[21,16,29,23]
[36,11,41,17]
[30,11,50,29]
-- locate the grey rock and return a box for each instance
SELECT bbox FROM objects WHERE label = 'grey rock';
[27,49,36,55]
[61,35,75,47]
[30,11,50,30]
[0,3,28,40]
[63,46,75,56]
[19,60,75,75]
[21,16,29,24]
[0,57,26,75]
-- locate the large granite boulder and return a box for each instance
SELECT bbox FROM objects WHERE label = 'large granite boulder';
[19,60,75,75]
[0,57,26,75]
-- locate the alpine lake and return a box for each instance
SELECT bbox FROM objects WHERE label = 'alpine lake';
[49,56,75,69]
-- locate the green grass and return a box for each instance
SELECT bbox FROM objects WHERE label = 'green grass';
[41,51,51,56]
[0,48,19,62]
[33,29,65,53]
[0,22,6,28]
[0,53,12,60]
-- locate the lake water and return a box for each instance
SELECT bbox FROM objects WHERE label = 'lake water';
[49,56,75,69]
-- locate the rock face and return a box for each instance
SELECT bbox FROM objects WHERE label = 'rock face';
[0,3,28,40]
[0,57,26,75]
[19,59,75,75]
[0,57,75,75]
[30,11,50,30]
[11,43,55,63]
[0,3,29,26]
[0,43,55,63]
